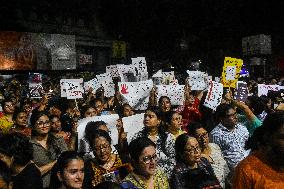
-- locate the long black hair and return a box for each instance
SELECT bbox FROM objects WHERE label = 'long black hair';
[141,107,169,156]
[49,151,84,189]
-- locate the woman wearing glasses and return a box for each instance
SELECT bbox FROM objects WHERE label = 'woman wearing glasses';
[131,107,175,177]
[171,134,222,189]
[123,137,169,189]
[188,122,229,188]
[84,130,130,188]
[30,111,68,188]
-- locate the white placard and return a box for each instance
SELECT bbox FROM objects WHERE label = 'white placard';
[225,66,237,80]
[96,73,115,97]
[157,85,185,105]
[77,114,120,152]
[84,78,100,93]
[203,81,223,110]
[65,81,84,99]
[257,84,284,97]
[118,80,153,110]
[60,79,83,98]
[186,70,207,90]
[122,113,145,142]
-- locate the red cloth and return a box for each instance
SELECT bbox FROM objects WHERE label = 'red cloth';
[176,98,202,132]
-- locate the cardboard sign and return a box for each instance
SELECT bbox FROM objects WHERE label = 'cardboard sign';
[186,71,207,90]
[131,57,148,75]
[235,81,249,102]
[118,80,153,110]
[157,85,185,105]
[60,79,83,98]
[204,81,223,110]
[106,65,120,78]
[29,83,43,98]
[221,57,243,88]
[122,113,145,142]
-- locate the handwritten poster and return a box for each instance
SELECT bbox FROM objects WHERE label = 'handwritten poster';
[221,57,243,88]
[204,81,223,110]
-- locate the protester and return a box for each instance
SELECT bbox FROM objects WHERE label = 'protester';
[232,111,284,189]
[164,111,186,139]
[84,130,129,187]
[124,137,169,189]
[188,122,229,188]
[30,111,68,188]
[131,107,175,176]
[0,98,16,134]
[10,108,31,137]
[210,104,250,171]
[0,133,43,189]
[171,134,221,189]
[49,151,84,189]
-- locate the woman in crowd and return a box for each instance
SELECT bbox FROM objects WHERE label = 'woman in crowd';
[49,151,84,189]
[78,121,110,159]
[131,107,175,176]
[164,111,186,139]
[188,122,229,188]
[81,104,97,118]
[30,111,68,188]
[0,133,43,189]
[50,115,77,151]
[0,160,11,189]
[123,137,169,189]
[10,108,31,137]
[171,134,222,189]
[0,98,16,134]
[84,130,129,188]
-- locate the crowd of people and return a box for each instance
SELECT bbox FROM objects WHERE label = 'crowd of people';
[0,74,283,189]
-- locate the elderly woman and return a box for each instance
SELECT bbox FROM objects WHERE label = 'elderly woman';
[84,130,130,188]
[171,134,222,189]
[30,111,68,188]
[188,122,229,188]
[123,137,169,189]
[131,107,175,177]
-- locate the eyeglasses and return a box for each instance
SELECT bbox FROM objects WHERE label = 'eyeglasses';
[36,121,51,127]
[142,154,157,164]
[93,143,110,151]
[184,146,201,154]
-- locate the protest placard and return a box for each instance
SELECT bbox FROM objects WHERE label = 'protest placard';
[258,84,284,97]
[234,81,249,102]
[186,71,207,90]
[118,80,153,110]
[221,57,243,88]
[204,81,223,110]
[157,85,185,105]
[60,79,83,98]
[122,113,145,142]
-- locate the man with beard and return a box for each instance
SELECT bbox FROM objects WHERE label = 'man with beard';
[232,111,284,188]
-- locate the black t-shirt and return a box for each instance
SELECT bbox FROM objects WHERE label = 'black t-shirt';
[12,163,43,189]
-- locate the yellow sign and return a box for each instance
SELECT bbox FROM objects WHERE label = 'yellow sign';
[221,57,243,88]
[112,41,126,58]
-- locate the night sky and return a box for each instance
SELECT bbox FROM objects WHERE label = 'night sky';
[1,0,284,75]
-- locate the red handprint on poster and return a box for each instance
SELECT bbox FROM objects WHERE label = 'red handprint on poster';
[121,84,129,94]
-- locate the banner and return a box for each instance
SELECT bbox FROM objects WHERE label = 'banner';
[204,81,223,110]
[221,57,243,88]
[79,54,92,65]
[118,80,153,110]
[157,85,185,105]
